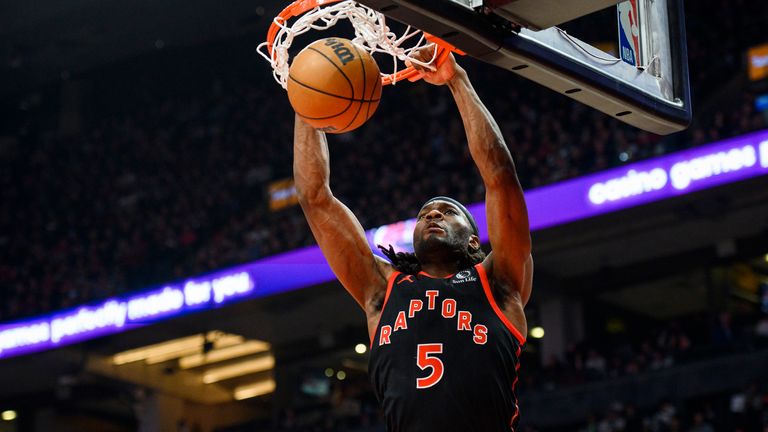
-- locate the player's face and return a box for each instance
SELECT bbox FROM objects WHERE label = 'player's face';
[413,200,474,256]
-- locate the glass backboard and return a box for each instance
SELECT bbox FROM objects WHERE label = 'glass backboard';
[356,0,691,135]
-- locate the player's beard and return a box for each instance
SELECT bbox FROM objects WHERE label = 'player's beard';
[414,230,467,265]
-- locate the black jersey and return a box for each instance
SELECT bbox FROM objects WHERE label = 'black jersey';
[369,263,525,432]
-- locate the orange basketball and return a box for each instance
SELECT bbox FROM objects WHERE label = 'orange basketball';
[287,38,382,134]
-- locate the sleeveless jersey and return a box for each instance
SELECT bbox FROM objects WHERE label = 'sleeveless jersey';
[369,263,525,432]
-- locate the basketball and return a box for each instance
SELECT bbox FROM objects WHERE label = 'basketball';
[287,38,382,134]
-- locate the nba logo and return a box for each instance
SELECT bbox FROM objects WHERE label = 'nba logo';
[617,0,643,67]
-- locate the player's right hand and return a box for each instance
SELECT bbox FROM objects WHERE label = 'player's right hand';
[406,44,460,86]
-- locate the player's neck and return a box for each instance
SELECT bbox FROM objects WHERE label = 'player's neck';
[416,242,470,277]
[420,262,463,278]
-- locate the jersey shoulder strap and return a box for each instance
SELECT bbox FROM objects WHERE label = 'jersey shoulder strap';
[368,270,401,348]
[474,263,526,345]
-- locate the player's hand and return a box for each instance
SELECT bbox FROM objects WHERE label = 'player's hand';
[407,44,459,86]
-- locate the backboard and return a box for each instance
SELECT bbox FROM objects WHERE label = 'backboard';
[355,0,691,135]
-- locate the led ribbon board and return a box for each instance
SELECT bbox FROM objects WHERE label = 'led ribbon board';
[2,130,767,359]
[521,129,768,231]
[372,129,768,250]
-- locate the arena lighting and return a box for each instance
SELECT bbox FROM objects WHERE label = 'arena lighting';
[202,355,276,384]
[324,368,334,377]
[1,130,767,361]
[530,327,545,339]
[144,334,244,365]
[336,370,347,380]
[233,378,277,400]
[179,340,271,369]
[114,334,205,365]
[355,343,367,354]
[112,331,242,365]
[1,410,17,421]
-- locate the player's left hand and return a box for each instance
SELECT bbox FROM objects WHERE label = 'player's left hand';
[407,44,459,86]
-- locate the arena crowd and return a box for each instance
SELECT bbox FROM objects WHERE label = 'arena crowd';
[1,27,766,322]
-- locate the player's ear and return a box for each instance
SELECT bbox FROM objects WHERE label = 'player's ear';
[468,234,480,252]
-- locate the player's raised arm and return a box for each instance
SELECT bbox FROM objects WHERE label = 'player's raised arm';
[293,115,393,311]
[448,65,532,306]
[411,49,532,307]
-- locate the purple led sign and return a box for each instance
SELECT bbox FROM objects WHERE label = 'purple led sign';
[1,130,767,360]
[0,271,256,359]
[369,129,768,249]
[524,129,768,231]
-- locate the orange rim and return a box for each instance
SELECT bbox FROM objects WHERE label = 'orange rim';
[265,0,465,86]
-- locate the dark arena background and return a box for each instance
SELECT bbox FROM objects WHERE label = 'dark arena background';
[2,0,768,431]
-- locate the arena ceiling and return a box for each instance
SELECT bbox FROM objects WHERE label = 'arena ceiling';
[0,0,280,95]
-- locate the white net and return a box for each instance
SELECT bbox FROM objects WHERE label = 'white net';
[257,0,439,88]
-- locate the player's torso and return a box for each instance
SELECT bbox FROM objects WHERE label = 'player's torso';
[369,264,524,432]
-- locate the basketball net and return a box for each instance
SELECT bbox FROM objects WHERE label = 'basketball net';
[257,0,462,89]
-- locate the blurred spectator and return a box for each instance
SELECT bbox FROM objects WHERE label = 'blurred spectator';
[755,316,768,347]
[711,312,735,350]
[657,322,691,359]
[585,349,608,380]
[649,401,679,432]
[688,412,714,432]
[598,402,627,432]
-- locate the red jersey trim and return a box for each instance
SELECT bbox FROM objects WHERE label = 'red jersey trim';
[369,270,401,348]
[510,344,522,426]
[474,263,526,345]
[418,270,455,279]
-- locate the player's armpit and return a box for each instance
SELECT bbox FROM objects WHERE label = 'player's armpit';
[482,252,533,307]
[517,253,533,307]
[480,252,532,339]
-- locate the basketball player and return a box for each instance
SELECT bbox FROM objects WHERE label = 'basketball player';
[292,46,532,431]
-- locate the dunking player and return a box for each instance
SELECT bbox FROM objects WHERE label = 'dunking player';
[292,46,533,431]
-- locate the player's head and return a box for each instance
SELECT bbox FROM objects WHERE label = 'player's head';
[413,197,481,263]
[417,196,479,236]
[378,197,485,275]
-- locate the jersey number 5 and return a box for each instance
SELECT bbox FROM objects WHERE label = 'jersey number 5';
[416,343,444,389]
